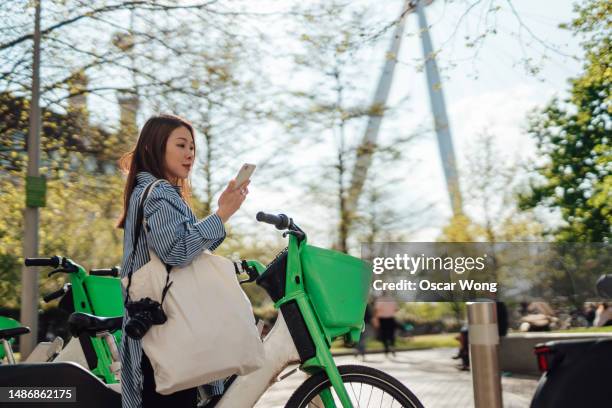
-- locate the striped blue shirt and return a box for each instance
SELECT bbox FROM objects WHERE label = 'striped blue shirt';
[120,171,226,408]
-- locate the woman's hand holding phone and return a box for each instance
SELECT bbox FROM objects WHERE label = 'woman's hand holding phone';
[216,164,255,223]
[216,179,250,223]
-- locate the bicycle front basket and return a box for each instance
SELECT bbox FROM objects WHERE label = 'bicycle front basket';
[300,245,372,332]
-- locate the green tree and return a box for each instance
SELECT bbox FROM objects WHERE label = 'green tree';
[519,0,611,243]
[0,169,126,308]
[0,91,114,175]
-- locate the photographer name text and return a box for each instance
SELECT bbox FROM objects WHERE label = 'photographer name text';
[372,279,498,293]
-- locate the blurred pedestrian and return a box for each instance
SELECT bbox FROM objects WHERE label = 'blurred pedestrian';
[373,292,398,357]
[594,303,612,327]
[454,325,469,371]
[585,303,596,327]
[454,300,507,371]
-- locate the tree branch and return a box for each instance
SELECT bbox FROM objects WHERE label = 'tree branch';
[0,0,219,51]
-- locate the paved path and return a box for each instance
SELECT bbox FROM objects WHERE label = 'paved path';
[254,348,538,408]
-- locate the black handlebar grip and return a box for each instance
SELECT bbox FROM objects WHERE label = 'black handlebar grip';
[90,266,120,277]
[25,256,61,268]
[43,287,66,303]
[256,212,290,230]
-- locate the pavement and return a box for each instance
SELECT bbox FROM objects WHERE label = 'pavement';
[254,347,539,408]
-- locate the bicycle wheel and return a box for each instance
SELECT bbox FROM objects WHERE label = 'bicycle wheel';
[285,364,424,408]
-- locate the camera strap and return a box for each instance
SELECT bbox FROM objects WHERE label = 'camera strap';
[124,180,172,306]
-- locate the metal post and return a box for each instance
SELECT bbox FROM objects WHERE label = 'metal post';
[2,339,16,365]
[20,0,42,359]
[415,0,463,216]
[467,301,503,408]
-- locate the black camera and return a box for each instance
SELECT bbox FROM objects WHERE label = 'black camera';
[125,297,167,340]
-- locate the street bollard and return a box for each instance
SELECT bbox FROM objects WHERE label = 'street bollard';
[467,301,503,408]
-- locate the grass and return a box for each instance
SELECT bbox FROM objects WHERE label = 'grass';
[331,333,459,353]
[551,326,612,334]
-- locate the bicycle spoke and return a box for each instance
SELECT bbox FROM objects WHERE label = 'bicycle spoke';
[349,382,361,408]
[358,382,363,403]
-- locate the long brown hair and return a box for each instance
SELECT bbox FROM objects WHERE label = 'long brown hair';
[117,113,195,229]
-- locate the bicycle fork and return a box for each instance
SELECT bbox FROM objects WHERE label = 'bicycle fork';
[293,293,353,408]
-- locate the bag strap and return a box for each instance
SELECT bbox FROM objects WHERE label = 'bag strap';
[124,180,171,305]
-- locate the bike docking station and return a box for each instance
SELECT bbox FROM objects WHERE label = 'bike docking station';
[2,213,426,408]
[467,301,503,408]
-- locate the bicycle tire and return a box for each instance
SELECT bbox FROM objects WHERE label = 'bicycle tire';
[285,364,424,408]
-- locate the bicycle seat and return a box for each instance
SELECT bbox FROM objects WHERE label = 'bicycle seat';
[0,326,30,340]
[68,313,123,337]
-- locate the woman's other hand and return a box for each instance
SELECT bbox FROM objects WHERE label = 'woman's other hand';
[216,180,249,223]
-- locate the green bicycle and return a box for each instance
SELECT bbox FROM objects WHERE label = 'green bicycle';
[206,212,425,408]
[19,256,123,384]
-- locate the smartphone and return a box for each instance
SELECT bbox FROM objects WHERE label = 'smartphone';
[235,163,256,186]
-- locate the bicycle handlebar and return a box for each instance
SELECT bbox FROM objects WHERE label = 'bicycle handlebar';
[256,212,291,230]
[43,284,69,303]
[25,256,61,268]
[90,267,120,277]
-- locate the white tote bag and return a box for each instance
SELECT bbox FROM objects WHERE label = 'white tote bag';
[122,181,265,395]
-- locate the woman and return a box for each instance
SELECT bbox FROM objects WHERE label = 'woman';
[373,291,398,358]
[117,114,248,408]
